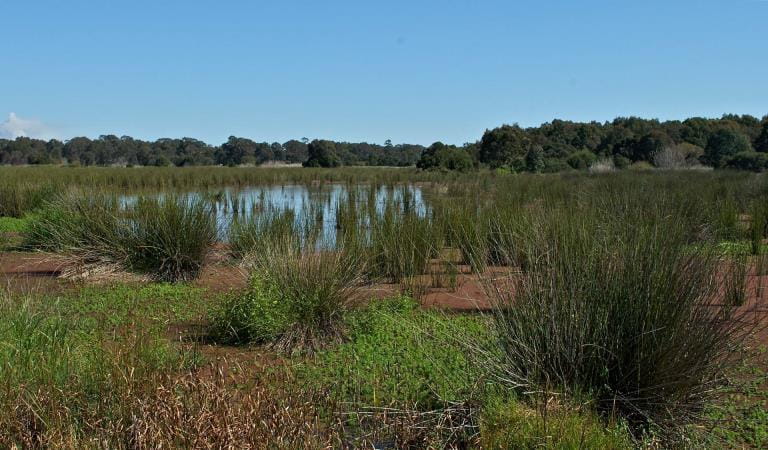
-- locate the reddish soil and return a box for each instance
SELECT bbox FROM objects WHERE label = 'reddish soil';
[2,250,768,386]
[2,251,767,311]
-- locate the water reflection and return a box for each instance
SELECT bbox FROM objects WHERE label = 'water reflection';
[123,184,428,243]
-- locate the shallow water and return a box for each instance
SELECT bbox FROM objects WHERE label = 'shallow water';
[123,184,428,242]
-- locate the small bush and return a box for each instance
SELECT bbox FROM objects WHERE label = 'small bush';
[230,236,367,353]
[628,160,654,171]
[542,158,571,173]
[211,276,289,344]
[24,193,217,281]
[368,210,437,282]
[589,158,616,173]
[726,151,768,172]
[128,195,218,281]
[0,182,57,217]
[567,150,598,170]
[613,155,631,169]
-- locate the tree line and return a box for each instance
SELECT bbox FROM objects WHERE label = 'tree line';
[0,135,423,167]
[417,114,768,172]
[2,114,767,171]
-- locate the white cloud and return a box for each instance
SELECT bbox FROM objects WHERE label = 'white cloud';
[0,112,56,140]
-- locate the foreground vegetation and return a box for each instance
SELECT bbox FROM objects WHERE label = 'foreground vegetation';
[1,168,766,447]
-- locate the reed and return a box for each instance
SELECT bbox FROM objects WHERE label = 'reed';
[24,193,216,281]
[483,196,756,436]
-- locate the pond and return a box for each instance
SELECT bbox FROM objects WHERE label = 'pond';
[123,183,429,243]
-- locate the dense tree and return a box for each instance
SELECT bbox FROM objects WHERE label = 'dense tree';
[725,152,768,172]
[303,140,341,167]
[754,122,768,153]
[702,129,752,168]
[479,124,530,169]
[524,145,545,172]
[283,139,309,163]
[2,113,767,171]
[633,130,673,162]
[416,142,473,171]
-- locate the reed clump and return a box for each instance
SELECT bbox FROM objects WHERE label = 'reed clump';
[215,234,367,353]
[24,192,216,281]
[483,198,755,437]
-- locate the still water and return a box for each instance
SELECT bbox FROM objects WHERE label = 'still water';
[124,184,428,242]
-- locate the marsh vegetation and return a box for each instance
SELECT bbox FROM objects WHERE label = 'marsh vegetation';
[0,167,766,448]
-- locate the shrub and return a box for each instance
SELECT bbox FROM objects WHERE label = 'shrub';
[0,182,57,218]
[485,202,753,435]
[566,150,598,169]
[127,195,218,281]
[653,143,704,169]
[542,158,570,173]
[726,151,768,172]
[588,158,615,173]
[211,275,289,345]
[628,160,654,171]
[613,155,631,169]
[233,236,367,353]
[368,209,438,282]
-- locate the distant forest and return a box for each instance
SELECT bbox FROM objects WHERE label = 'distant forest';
[1,114,767,171]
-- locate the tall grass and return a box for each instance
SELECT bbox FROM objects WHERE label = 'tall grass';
[483,198,755,435]
[127,195,218,281]
[0,182,57,217]
[24,193,217,281]
[216,234,367,353]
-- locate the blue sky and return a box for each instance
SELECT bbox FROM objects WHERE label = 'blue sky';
[1,0,766,145]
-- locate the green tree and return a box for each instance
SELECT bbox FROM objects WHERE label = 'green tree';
[754,121,768,153]
[416,142,473,171]
[283,140,309,163]
[633,130,672,162]
[479,124,530,169]
[303,140,341,167]
[525,145,545,172]
[702,129,752,168]
[567,150,598,169]
[725,152,768,172]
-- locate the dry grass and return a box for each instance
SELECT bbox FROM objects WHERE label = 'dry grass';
[0,362,344,449]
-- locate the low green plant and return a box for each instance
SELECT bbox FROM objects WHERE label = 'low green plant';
[479,395,632,449]
[0,289,204,446]
[700,346,768,448]
[60,283,208,330]
[211,275,289,344]
[0,216,30,233]
[297,297,494,410]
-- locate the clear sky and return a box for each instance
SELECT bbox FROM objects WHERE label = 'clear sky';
[1,0,766,145]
